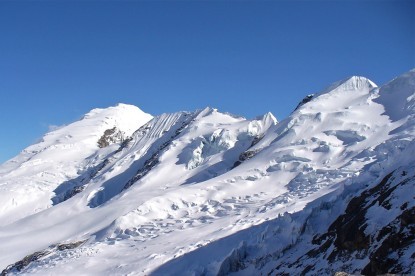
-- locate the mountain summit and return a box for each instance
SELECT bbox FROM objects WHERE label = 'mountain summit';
[1,70,414,275]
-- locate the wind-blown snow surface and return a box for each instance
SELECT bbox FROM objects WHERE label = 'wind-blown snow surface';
[1,70,415,275]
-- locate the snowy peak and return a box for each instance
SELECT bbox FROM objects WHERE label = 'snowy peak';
[339,75,377,90]
[325,75,377,93]
[256,111,277,124]
[6,103,152,165]
[194,107,246,122]
[80,103,153,138]
[292,75,378,115]
[311,75,377,103]
[196,106,216,118]
[376,68,415,121]
[293,77,376,114]
[0,103,152,225]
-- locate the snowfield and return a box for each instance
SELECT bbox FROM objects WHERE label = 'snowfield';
[1,69,415,275]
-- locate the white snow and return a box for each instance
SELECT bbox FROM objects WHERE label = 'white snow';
[0,69,415,275]
[0,103,152,225]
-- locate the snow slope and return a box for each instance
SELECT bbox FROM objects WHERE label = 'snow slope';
[1,69,415,275]
[151,72,415,275]
[0,103,152,225]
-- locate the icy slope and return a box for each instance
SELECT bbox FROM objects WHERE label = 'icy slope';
[0,103,152,225]
[151,71,415,275]
[1,69,415,275]
[153,161,415,276]
[0,107,277,272]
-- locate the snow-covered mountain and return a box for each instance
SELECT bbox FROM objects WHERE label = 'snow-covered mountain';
[0,104,152,225]
[1,69,414,275]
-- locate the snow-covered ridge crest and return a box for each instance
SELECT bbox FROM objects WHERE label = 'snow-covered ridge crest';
[337,75,377,90]
[287,75,378,118]
[375,69,415,121]
[318,75,377,95]
[80,103,152,136]
[290,75,377,112]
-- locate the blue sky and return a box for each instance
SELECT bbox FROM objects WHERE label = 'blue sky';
[0,0,414,163]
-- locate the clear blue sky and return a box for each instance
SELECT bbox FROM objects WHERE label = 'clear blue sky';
[0,0,414,163]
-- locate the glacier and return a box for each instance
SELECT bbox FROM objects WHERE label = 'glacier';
[0,69,414,275]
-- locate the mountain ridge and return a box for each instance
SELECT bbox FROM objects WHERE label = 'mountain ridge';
[0,69,414,275]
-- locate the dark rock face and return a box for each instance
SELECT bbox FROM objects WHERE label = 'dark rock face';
[56,241,84,251]
[233,150,259,168]
[97,127,125,148]
[1,251,49,276]
[294,94,314,111]
[1,241,85,275]
[232,135,263,168]
[325,173,395,259]
[361,206,415,275]
[284,169,415,275]
[256,167,415,275]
